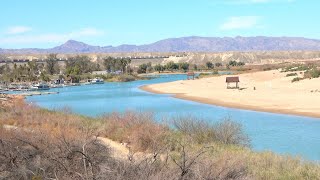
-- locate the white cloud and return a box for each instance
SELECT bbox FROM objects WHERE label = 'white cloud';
[220,16,262,30]
[6,26,32,34]
[0,28,105,45]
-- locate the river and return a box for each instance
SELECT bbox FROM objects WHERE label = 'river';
[26,74,320,161]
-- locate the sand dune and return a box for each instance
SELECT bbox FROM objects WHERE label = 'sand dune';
[142,70,320,118]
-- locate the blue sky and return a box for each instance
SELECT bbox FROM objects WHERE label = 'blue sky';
[0,0,318,48]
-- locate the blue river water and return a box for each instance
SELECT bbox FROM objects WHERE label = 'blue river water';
[26,74,320,161]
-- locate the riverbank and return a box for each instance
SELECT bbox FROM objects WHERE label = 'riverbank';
[141,70,320,118]
[1,95,320,179]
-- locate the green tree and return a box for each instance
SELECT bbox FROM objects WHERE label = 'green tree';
[103,56,115,72]
[215,62,223,67]
[103,57,131,74]
[46,54,60,75]
[228,60,238,67]
[165,61,178,71]
[178,62,189,72]
[237,62,245,66]
[206,62,214,69]
[125,58,132,74]
[193,64,198,70]
[65,55,95,75]
[137,63,149,74]
[40,72,50,82]
[119,58,131,73]
[154,64,164,73]
[0,65,5,74]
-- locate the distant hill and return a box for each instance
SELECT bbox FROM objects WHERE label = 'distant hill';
[2,36,320,54]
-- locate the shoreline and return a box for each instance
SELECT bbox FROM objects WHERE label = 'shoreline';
[140,85,320,119]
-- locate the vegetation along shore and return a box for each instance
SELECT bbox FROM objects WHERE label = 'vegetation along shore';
[0,94,320,179]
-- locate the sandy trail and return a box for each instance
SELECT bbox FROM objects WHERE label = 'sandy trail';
[98,137,130,160]
[142,70,320,118]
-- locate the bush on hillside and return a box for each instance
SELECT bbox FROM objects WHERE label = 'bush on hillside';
[291,77,303,82]
[172,117,250,147]
[304,68,320,79]
[286,73,298,77]
[101,111,169,152]
[1,97,320,179]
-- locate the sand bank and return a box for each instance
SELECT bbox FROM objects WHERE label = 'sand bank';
[141,70,320,118]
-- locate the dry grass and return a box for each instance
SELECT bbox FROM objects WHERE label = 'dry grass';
[100,111,169,152]
[1,97,320,179]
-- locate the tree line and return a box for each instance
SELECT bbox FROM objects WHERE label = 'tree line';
[136,60,245,74]
[0,54,246,82]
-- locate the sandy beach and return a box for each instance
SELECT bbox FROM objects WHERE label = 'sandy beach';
[141,70,320,118]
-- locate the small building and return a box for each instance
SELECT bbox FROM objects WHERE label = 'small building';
[226,76,240,89]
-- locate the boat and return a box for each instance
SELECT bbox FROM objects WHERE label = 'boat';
[50,84,63,88]
[70,83,81,86]
[8,84,19,90]
[30,83,50,91]
[83,82,91,85]
[18,84,30,91]
[84,79,92,85]
[91,78,104,84]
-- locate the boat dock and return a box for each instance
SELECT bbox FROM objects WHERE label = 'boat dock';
[20,91,59,96]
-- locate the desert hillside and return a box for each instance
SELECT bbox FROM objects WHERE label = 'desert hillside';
[2,51,320,66]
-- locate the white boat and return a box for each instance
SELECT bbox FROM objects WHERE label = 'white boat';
[83,82,91,85]
[18,84,30,91]
[30,83,50,91]
[91,78,104,84]
[84,79,93,85]
[70,83,81,86]
[50,84,63,88]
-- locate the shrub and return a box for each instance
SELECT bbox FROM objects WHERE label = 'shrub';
[101,111,169,151]
[172,117,216,144]
[281,65,313,73]
[198,71,219,79]
[214,118,250,147]
[292,77,303,82]
[1,96,320,180]
[286,73,298,77]
[172,117,250,147]
[0,113,110,179]
[304,68,320,79]
[116,74,136,82]
[263,67,273,71]
[206,62,214,69]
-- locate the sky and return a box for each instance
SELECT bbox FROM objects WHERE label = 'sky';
[0,0,318,48]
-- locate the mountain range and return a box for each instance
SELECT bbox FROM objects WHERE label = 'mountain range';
[1,36,320,54]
